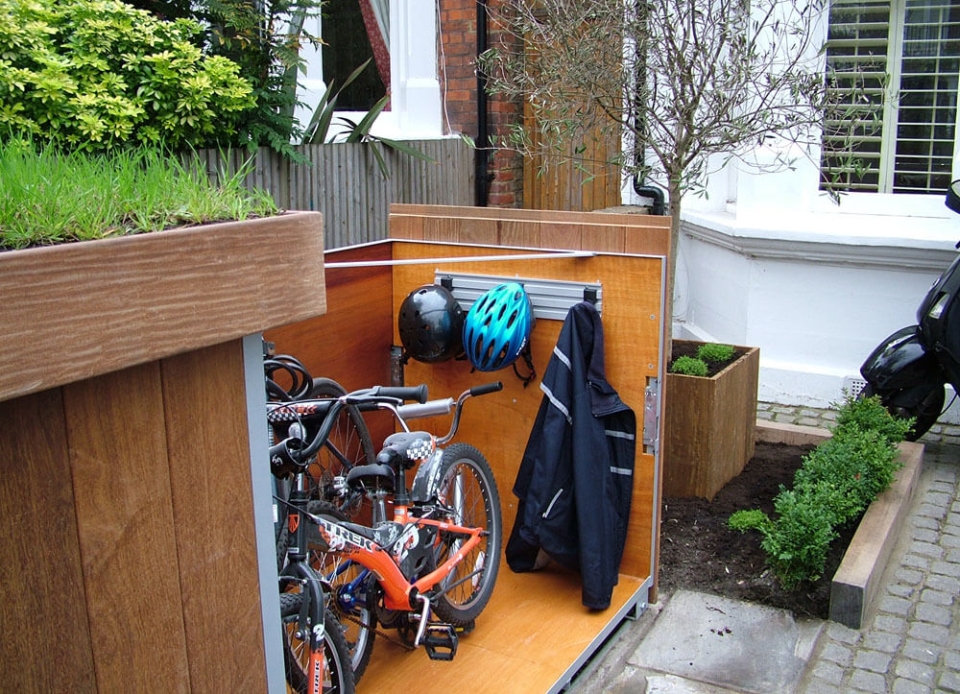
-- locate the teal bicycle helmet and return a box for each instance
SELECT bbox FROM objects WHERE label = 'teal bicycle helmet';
[463,282,535,372]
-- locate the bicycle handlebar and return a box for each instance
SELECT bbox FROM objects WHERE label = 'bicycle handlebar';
[469,382,504,398]
[269,381,503,471]
[361,384,428,404]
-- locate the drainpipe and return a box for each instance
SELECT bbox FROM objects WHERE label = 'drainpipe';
[476,0,491,206]
[630,1,665,216]
[634,177,666,216]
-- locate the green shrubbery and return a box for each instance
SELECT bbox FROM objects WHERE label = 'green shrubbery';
[697,342,735,363]
[669,342,736,376]
[728,395,912,590]
[670,355,709,376]
[0,0,254,151]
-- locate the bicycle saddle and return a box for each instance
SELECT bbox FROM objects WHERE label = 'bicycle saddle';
[377,432,435,470]
[345,462,395,490]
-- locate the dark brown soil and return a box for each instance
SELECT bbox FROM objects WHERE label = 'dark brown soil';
[658,441,858,619]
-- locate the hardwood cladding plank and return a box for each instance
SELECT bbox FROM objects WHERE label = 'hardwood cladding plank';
[0,390,97,693]
[62,362,191,693]
[161,341,267,692]
[0,212,326,402]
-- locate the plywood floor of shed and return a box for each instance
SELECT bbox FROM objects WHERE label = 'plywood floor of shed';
[355,560,646,693]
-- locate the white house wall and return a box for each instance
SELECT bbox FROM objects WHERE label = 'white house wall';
[659,152,960,422]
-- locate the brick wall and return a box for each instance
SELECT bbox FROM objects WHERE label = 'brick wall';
[438,0,524,208]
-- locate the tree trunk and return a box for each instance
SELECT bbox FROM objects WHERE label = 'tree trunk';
[664,179,683,360]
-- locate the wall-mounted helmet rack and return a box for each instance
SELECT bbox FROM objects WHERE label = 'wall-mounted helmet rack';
[435,271,602,321]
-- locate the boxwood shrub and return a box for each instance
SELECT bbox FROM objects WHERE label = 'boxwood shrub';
[728,395,912,590]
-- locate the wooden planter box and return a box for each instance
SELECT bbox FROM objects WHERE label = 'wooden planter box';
[663,341,760,499]
[0,213,325,693]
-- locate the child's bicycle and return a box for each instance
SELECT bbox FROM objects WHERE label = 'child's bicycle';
[269,381,503,675]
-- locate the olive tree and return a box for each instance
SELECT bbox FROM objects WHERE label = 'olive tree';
[480,0,864,317]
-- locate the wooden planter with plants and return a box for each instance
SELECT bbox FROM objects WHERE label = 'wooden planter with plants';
[0,143,327,692]
[663,340,760,499]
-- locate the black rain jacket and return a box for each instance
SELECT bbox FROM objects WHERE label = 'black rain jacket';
[506,301,636,609]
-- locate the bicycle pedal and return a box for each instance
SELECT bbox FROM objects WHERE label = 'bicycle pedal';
[421,623,458,661]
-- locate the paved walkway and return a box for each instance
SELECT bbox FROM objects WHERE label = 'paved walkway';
[567,406,960,694]
[799,440,960,694]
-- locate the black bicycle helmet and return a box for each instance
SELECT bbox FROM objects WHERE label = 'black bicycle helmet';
[398,284,465,363]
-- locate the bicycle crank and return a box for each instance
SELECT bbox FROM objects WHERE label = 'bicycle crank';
[420,623,458,661]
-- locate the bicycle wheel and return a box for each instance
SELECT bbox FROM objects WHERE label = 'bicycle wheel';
[279,591,355,694]
[306,501,376,682]
[428,442,502,625]
[308,378,376,516]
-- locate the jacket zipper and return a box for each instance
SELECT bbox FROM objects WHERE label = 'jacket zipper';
[543,488,563,518]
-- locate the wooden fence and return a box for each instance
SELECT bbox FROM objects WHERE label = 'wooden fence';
[193,139,475,249]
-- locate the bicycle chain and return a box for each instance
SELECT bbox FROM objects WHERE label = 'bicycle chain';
[337,609,416,651]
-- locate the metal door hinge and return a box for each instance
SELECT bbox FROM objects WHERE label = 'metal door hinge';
[643,377,659,453]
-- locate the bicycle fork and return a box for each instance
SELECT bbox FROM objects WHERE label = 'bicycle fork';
[284,487,330,694]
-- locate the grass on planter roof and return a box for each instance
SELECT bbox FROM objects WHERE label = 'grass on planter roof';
[0,140,279,250]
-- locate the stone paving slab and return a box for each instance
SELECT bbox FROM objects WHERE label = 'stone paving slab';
[628,590,823,694]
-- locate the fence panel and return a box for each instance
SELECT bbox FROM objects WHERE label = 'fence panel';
[193,139,474,250]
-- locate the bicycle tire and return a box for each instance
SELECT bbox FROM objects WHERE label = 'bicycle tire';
[305,500,376,682]
[308,378,376,515]
[279,591,355,694]
[428,442,502,625]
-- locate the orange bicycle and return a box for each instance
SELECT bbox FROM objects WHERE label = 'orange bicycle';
[269,382,503,669]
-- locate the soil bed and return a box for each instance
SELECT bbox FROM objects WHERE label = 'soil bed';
[658,440,858,619]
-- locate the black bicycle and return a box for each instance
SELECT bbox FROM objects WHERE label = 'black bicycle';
[264,346,378,678]
[277,479,355,694]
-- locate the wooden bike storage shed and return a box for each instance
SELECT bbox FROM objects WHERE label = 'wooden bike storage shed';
[266,205,671,693]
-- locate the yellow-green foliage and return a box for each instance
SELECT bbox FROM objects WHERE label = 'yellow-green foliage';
[0,0,254,151]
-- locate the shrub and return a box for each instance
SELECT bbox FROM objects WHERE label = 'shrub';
[670,355,708,377]
[728,394,908,590]
[697,343,735,364]
[0,0,254,151]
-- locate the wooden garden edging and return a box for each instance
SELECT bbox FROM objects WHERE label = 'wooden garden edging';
[757,421,923,629]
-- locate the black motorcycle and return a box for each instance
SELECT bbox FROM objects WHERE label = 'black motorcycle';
[860,181,960,440]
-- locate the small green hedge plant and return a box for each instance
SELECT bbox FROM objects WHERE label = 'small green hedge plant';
[0,0,254,151]
[697,343,735,363]
[728,394,912,590]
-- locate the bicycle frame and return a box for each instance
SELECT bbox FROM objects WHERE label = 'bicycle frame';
[309,504,486,613]
[281,487,331,694]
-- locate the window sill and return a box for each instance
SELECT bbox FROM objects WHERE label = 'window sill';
[682,208,958,271]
